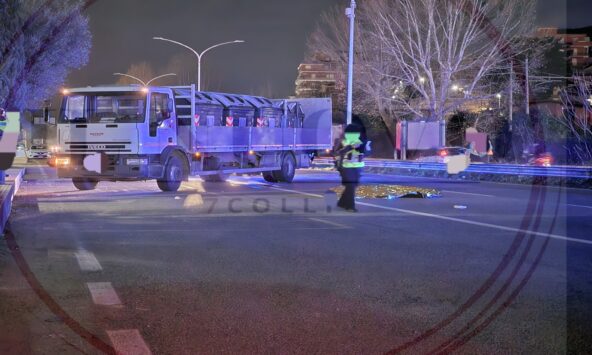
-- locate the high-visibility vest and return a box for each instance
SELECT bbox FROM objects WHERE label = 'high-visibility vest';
[340,138,365,169]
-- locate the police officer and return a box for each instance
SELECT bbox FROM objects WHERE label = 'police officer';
[336,124,365,212]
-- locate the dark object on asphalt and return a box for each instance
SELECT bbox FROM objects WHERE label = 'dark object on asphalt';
[331,185,441,199]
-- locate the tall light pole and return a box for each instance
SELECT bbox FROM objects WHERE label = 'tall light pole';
[113,73,177,86]
[345,0,356,125]
[153,37,245,91]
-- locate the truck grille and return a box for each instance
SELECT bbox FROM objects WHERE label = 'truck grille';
[65,141,132,153]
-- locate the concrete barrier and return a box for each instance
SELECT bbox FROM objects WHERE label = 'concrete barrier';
[0,168,25,234]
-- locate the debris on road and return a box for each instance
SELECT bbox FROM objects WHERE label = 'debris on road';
[331,185,441,199]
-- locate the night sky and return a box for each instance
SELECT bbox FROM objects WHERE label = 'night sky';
[66,0,592,98]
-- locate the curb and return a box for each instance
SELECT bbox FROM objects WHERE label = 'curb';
[0,168,26,234]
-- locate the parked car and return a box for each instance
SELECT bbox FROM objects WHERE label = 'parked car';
[16,142,26,158]
[26,144,50,160]
[416,147,468,163]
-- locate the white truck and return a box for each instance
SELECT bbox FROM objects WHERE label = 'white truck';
[54,85,332,191]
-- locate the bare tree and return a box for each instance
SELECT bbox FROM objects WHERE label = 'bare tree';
[307,5,401,135]
[369,0,536,120]
[558,75,592,163]
[1,0,91,110]
[308,0,537,133]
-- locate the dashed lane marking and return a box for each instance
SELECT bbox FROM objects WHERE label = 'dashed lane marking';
[87,282,122,307]
[308,217,351,229]
[107,329,152,355]
[74,250,102,272]
[442,190,495,198]
[568,204,592,210]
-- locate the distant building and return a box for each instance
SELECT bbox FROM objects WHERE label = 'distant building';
[295,56,344,122]
[536,27,592,69]
[295,61,339,99]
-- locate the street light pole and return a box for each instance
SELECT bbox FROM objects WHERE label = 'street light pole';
[113,73,147,86]
[153,37,245,91]
[113,73,177,86]
[345,0,356,125]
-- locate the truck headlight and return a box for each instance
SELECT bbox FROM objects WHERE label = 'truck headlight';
[56,158,70,166]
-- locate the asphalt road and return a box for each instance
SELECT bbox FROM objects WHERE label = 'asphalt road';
[0,161,591,354]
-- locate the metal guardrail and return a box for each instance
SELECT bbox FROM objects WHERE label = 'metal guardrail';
[313,158,592,179]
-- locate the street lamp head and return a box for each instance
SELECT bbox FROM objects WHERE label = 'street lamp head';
[234,40,245,43]
[496,93,502,99]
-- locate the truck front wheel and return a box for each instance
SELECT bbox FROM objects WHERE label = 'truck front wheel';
[72,178,98,191]
[157,154,185,192]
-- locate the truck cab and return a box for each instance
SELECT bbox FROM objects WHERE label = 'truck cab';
[55,86,179,190]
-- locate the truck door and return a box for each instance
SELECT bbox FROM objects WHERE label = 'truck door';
[141,90,177,154]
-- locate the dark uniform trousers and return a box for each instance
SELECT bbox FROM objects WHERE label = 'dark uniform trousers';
[338,167,361,210]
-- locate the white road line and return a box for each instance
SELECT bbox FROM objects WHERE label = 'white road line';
[263,183,592,246]
[568,204,592,210]
[74,250,102,272]
[442,190,495,198]
[308,218,351,229]
[86,282,122,306]
[107,329,152,355]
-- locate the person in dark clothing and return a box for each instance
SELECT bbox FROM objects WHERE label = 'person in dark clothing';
[336,124,365,212]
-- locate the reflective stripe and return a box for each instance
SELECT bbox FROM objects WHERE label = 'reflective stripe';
[343,161,365,168]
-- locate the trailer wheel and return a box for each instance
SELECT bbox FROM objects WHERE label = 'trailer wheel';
[157,154,185,192]
[262,171,278,183]
[273,153,296,183]
[201,173,229,183]
[72,178,98,191]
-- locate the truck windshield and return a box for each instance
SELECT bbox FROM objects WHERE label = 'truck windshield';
[59,92,146,124]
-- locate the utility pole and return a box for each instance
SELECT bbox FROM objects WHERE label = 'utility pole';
[509,64,513,132]
[345,0,356,125]
[525,58,530,116]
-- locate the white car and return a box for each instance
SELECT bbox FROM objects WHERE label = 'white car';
[26,145,50,160]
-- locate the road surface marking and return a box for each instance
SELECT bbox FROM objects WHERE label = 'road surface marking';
[87,282,122,306]
[262,183,592,246]
[568,204,592,210]
[308,218,351,229]
[74,250,102,272]
[183,194,204,208]
[107,329,152,355]
[442,190,495,198]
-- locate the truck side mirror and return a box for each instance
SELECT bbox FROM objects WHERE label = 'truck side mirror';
[168,98,174,115]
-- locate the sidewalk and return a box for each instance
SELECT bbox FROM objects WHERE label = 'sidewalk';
[0,168,25,234]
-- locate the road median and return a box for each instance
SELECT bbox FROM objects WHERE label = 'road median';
[0,168,25,234]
